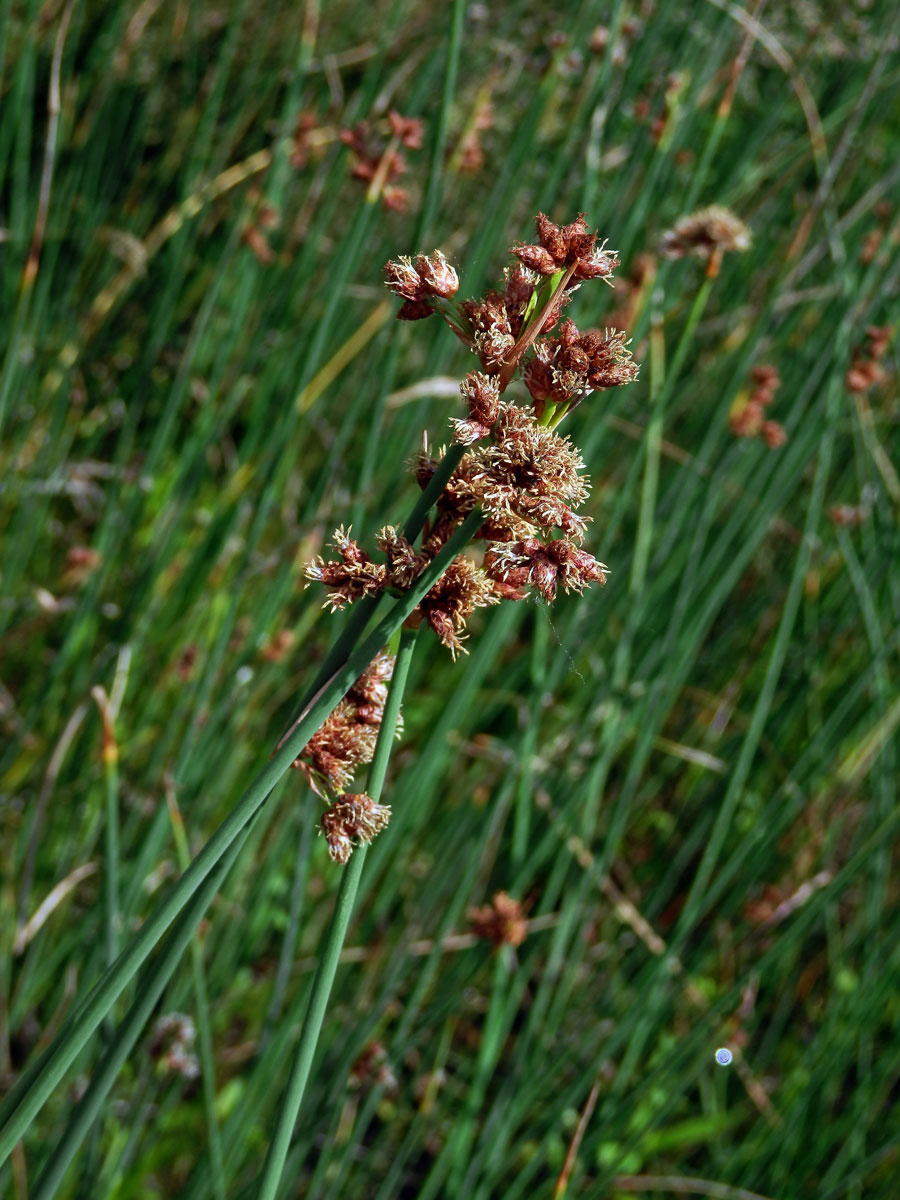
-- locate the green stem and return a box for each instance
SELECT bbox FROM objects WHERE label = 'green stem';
[102,754,119,973]
[619,273,715,687]
[418,0,464,241]
[166,793,226,1200]
[257,624,420,1200]
[29,819,251,1200]
[0,509,481,1168]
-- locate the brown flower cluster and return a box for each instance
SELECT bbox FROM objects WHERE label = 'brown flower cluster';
[384,211,638,434]
[312,216,637,648]
[523,318,638,419]
[845,325,892,394]
[292,653,396,796]
[383,250,459,320]
[416,553,498,659]
[305,526,388,611]
[341,110,423,211]
[449,402,592,538]
[660,205,751,265]
[513,212,620,281]
[320,793,392,864]
[298,214,640,861]
[452,372,501,445]
[729,365,787,448]
[468,891,527,948]
[484,537,608,603]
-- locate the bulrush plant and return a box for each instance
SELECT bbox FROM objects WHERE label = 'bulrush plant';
[0,215,638,1199]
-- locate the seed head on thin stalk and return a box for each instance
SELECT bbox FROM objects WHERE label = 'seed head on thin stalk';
[660,204,751,278]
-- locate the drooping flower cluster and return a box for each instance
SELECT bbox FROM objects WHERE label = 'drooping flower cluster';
[292,653,396,797]
[415,553,498,658]
[484,536,608,604]
[729,365,787,448]
[300,214,639,856]
[305,526,387,611]
[289,654,398,861]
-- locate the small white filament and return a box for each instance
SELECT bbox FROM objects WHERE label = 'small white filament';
[715,1047,733,1066]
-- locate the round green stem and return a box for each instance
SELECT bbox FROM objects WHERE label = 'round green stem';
[257,623,420,1200]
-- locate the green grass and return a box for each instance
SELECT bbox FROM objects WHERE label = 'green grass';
[2,1,899,1197]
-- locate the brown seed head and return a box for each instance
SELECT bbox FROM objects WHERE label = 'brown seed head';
[468,892,527,948]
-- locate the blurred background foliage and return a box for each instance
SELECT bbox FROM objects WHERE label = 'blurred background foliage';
[1,0,899,1196]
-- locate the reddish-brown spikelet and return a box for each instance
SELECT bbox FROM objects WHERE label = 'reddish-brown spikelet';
[418,555,498,658]
[762,420,787,449]
[452,371,501,444]
[730,364,787,447]
[415,250,459,298]
[376,525,423,589]
[846,325,892,394]
[461,292,515,373]
[387,110,424,148]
